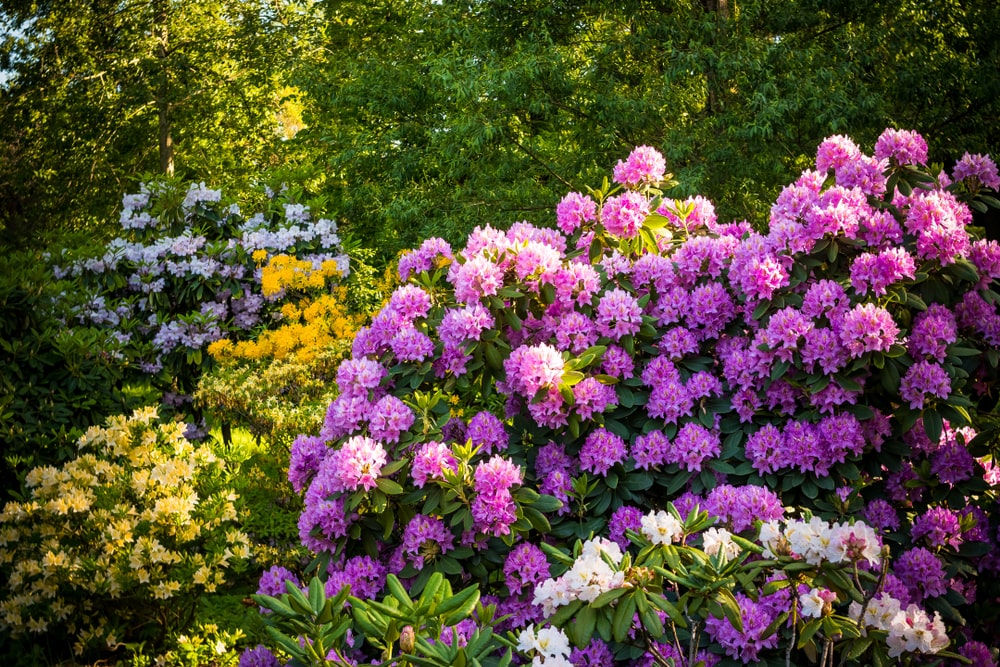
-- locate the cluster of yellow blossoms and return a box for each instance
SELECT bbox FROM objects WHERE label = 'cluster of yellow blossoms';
[209,253,360,364]
[0,408,249,655]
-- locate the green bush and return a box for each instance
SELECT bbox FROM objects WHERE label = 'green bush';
[0,249,134,497]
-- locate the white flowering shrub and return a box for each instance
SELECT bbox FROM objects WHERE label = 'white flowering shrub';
[0,408,250,657]
[51,179,351,435]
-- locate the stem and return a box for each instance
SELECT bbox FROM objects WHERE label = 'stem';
[669,619,684,665]
[785,621,795,667]
[687,619,701,666]
[645,637,673,667]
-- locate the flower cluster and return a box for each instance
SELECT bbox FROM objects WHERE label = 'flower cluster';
[532,538,625,616]
[759,517,882,566]
[0,408,249,656]
[849,594,948,657]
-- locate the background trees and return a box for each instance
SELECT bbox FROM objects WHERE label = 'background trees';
[295,0,1000,260]
[0,0,312,245]
[1,0,998,258]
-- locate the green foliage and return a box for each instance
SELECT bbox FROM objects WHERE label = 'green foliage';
[253,572,514,667]
[294,0,1000,261]
[0,249,134,497]
[0,0,318,246]
[229,445,310,572]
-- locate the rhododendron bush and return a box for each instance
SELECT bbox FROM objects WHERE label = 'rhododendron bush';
[51,180,351,435]
[254,130,1000,666]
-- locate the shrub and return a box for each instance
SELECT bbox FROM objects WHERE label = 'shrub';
[0,408,251,660]
[0,249,134,495]
[51,180,351,436]
[195,251,368,446]
[263,131,1000,665]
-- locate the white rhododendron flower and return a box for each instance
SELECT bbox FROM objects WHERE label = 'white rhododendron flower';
[702,527,740,560]
[641,510,683,545]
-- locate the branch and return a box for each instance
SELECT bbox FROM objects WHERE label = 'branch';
[508,134,573,189]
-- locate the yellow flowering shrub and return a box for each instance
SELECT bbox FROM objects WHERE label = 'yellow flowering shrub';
[0,408,250,658]
[199,252,388,446]
[196,342,349,446]
[209,254,361,364]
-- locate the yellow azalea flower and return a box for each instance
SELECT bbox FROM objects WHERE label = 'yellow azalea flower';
[26,616,48,633]
[207,338,234,360]
[152,580,180,600]
[41,550,70,572]
[192,565,211,586]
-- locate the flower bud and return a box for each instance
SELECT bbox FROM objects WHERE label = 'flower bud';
[399,625,415,654]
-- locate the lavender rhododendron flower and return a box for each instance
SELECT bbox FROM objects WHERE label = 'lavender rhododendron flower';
[612,145,666,187]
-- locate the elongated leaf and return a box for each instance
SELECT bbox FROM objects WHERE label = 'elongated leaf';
[308,576,325,616]
[432,583,479,619]
[590,586,629,609]
[386,573,415,609]
[798,618,823,648]
[612,595,637,643]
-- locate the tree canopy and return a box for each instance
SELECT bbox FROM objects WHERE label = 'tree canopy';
[294,0,1000,259]
[0,0,313,244]
[1,0,998,255]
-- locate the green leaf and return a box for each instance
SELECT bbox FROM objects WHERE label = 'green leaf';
[441,588,481,626]
[647,594,687,628]
[923,409,943,443]
[716,589,743,632]
[572,605,598,648]
[798,617,823,648]
[386,574,414,609]
[590,587,629,609]
[376,477,405,495]
[612,594,637,643]
[308,576,325,616]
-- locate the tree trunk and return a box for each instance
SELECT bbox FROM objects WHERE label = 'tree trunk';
[155,0,174,176]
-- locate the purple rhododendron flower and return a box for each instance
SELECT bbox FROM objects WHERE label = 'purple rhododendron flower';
[570,638,616,667]
[257,565,299,598]
[334,435,387,491]
[608,505,644,550]
[466,411,509,454]
[411,441,457,487]
[368,395,414,443]
[401,515,455,568]
[556,192,597,234]
[896,547,949,601]
[397,237,453,280]
[837,303,899,357]
[953,152,1000,190]
[874,128,928,166]
[503,542,550,595]
[666,422,721,472]
[595,288,643,340]
[613,145,666,187]
[239,645,282,667]
[816,134,861,173]
[601,190,650,238]
[579,427,627,476]
[900,360,951,410]
[911,507,964,549]
[288,434,328,493]
[704,592,780,663]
